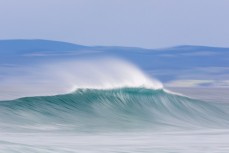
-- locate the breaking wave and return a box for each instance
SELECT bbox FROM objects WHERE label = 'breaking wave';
[0,58,229,132]
[0,87,229,132]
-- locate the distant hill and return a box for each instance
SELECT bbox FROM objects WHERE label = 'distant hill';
[0,39,87,54]
[1,39,229,87]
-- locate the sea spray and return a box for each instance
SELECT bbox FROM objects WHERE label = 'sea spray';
[0,58,162,100]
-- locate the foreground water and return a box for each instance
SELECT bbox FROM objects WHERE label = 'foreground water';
[0,87,229,153]
[1,130,229,153]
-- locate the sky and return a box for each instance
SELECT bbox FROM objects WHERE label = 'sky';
[0,0,229,48]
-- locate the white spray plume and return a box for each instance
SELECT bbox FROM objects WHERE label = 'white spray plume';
[0,58,163,100]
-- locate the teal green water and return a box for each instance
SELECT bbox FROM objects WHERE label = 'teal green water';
[0,88,229,131]
[1,88,229,152]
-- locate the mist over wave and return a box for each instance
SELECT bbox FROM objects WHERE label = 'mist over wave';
[0,58,162,100]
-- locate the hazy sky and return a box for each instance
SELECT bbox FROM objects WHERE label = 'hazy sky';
[0,0,229,48]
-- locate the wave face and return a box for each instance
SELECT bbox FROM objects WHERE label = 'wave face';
[0,88,229,132]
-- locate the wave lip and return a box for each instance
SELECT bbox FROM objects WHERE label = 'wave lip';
[0,87,229,132]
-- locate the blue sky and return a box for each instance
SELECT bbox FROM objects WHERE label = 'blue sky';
[0,0,229,48]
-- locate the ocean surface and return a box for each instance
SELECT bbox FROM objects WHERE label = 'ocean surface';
[1,40,229,152]
[0,87,229,153]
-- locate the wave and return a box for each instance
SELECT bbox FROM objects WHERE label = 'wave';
[0,87,229,132]
[0,58,228,132]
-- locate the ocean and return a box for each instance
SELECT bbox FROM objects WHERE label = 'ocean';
[0,87,229,153]
[0,40,229,152]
